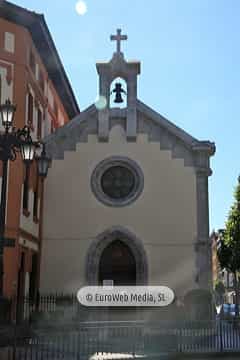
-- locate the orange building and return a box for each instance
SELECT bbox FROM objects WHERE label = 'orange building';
[0,0,79,316]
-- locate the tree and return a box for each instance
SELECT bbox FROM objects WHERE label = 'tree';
[217,176,240,318]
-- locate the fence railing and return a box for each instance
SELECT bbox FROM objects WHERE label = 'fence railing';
[15,294,91,324]
[15,293,214,324]
[1,320,240,359]
[2,294,239,359]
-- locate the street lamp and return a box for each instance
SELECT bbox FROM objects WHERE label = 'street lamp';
[21,133,36,163]
[36,143,51,179]
[0,99,51,308]
[0,99,16,129]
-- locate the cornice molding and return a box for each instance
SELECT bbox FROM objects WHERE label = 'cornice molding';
[44,100,215,175]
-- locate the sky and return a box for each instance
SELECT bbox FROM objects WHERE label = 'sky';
[13,0,240,231]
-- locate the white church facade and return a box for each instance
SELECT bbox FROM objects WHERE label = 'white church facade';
[40,30,215,304]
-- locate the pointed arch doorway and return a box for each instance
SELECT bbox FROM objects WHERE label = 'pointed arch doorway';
[99,240,136,286]
[85,227,148,320]
[86,226,148,286]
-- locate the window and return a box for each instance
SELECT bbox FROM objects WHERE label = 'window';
[28,93,33,127]
[37,109,42,139]
[39,70,44,92]
[4,32,15,53]
[23,180,29,211]
[51,120,55,133]
[23,164,30,213]
[53,100,58,116]
[101,166,135,200]
[33,180,39,220]
[29,254,38,300]
[91,157,144,207]
[29,50,35,74]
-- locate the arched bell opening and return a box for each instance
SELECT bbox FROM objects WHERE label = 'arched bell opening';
[110,77,127,109]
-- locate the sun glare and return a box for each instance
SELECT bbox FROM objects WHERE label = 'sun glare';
[95,95,107,110]
[75,1,87,15]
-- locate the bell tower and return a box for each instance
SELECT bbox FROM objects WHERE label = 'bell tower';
[96,29,140,141]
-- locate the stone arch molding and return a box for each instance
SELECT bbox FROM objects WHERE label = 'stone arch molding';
[85,226,148,285]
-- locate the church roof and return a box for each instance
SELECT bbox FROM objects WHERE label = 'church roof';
[44,99,215,168]
[137,100,198,146]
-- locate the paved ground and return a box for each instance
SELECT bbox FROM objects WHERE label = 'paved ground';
[1,321,240,360]
[175,355,240,360]
[185,357,240,360]
[1,348,240,360]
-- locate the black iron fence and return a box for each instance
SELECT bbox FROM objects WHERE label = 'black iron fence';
[0,294,239,359]
[15,294,91,324]
[15,293,214,324]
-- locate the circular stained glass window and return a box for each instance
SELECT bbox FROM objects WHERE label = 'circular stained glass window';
[101,166,135,200]
[91,157,144,207]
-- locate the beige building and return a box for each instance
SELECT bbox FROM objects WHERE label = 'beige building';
[40,30,215,304]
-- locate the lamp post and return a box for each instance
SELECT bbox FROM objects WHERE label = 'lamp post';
[0,99,51,308]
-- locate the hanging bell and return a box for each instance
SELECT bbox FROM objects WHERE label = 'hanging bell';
[112,83,126,103]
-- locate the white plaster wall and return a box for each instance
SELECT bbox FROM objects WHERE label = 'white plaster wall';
[40,124,197,296]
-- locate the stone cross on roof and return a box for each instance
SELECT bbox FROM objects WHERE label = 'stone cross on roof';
[110,29,128,54]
